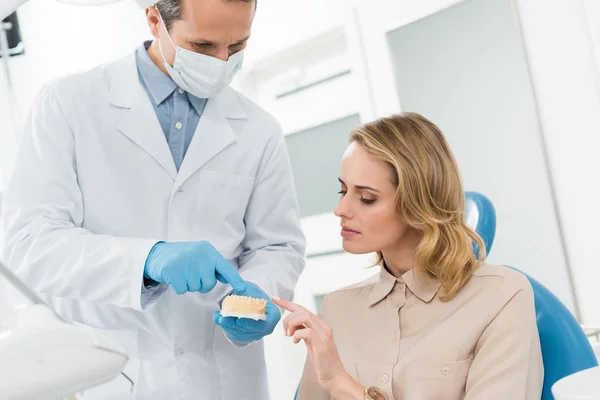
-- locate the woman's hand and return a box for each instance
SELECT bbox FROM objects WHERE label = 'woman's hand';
[273,296,364,398]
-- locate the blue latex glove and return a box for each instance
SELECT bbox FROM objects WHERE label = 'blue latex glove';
[213,281,281,343]
[144,241,246,295]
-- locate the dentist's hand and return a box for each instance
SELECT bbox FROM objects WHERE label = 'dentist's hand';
[144,241,246,295]
[213,281,281,343]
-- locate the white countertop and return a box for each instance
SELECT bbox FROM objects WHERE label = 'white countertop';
[552,366,600,400]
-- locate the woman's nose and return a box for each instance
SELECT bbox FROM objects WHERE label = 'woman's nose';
[334,195,351,219]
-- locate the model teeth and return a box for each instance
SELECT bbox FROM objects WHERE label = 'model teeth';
[221,295,267,317]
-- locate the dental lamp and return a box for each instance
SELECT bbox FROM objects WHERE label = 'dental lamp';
[1,0,158,21]
[0,261,130,400]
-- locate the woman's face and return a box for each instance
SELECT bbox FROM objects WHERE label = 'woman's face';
[334,142,416,255]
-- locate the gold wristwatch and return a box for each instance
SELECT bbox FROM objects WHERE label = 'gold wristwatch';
[364,386,388,400]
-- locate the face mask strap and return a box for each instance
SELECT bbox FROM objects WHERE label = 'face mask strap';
[156,6,177,60]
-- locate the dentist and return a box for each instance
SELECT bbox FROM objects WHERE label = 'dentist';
[2,0,306,398]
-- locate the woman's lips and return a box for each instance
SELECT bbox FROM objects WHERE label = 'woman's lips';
[341,227,360,238]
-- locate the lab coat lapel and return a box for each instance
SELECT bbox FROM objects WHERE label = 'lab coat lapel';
[174,88,247,190]
[108,53,177,180]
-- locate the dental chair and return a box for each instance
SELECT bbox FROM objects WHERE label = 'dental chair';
[464,191,597,400]
[293,192,598,400]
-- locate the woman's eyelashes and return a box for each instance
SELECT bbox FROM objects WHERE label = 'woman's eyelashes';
[337,190,376,205]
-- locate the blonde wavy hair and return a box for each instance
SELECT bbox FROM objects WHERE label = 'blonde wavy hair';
[350,112,486,301]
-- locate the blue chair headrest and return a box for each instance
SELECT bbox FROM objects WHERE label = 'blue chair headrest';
[465,191,496,256]
[521,268,598,400]
[464,192,598,400]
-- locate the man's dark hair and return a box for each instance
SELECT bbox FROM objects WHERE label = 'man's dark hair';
[156,0,257,32]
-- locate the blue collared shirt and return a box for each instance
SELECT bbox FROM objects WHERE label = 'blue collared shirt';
[136,41,207,171]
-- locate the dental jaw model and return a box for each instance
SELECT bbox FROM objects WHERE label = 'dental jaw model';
[220,295,267,321]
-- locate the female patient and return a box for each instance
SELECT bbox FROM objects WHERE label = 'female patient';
[273,112,543,400]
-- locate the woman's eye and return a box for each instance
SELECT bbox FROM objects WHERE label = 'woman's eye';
[361,198,376,205]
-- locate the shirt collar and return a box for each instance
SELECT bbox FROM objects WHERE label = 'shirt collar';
[187,93,208,115]
[135,40,207,114]
[368,266,442,306]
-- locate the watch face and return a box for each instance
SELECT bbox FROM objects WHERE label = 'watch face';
[367,387,389,400]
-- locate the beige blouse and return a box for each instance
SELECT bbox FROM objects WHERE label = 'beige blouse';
[297,263,543,400]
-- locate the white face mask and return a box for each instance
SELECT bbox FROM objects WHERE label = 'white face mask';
[157,11,245,99]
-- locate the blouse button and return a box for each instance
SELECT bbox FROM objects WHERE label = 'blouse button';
[381,374,389,383]
[441,367,450,375]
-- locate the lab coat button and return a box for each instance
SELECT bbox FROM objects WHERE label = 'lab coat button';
[381,374,389,383]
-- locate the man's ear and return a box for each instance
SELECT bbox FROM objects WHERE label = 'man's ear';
[146,6,162,39]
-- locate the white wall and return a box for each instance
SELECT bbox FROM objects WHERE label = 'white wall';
[239,27,357,135]
[515,0,600,323]
[244,0,347,66]
[385,0,574,310]
[584,0,600,66]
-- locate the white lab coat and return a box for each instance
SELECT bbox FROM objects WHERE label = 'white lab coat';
[2,52,306,400]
